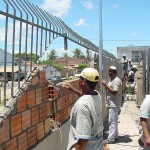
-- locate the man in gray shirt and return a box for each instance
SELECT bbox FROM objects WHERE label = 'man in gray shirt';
[102,66,122,144]
[63,68,103,150]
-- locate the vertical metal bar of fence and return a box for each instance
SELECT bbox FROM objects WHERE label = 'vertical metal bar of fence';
[55,17,68,36]
[40,9,59,51]
[7,0,16,97]
[17,0,29,74]
[12,0,23,89]
[3,0,9,105]
[25,1,39,64]
[31,5,43,58]
[17,0,29,76]
[142,51,146,97]
[38,8,48,52]
[49,15,62,34]
[36,7,48,53]
[19,0,34,72]
[46,12,59,39]
[17,0,28,79]
[38,10,53,52]
[58,19,71,39]
[44,11,57,41]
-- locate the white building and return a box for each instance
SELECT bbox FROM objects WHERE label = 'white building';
[117,46,150,63]
[42,65,61,80]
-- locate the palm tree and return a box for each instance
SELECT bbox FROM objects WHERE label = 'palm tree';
[79,52,86,59]
[73,48,81,58]
[48,49,58,61]
[63,52,69,58]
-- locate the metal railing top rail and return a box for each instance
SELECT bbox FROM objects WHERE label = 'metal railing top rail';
[0,0,99,52]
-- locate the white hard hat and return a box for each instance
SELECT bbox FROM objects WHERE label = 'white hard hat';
[109,66,117,71]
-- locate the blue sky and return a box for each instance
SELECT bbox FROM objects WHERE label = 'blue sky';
[0,0,150,58]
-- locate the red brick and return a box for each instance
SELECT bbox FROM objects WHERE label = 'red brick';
[68,105,73,117]
[36,89,42,105]
[49,86,60,99]
[57,95,69,111]
[39,71,46,86]
[72,93,79,103]
[68,93,73,104]
[54,113,60,122]
[27,90,35,107]
[59,108,68,123]
[22,110,31,130]
[59,86,70,97]
[27,127,36,147]
[45,118,51,134]
[39,104,47,121]
[31,75,39,85]
[37,122,44,140]
[73,80,80,90]
[46,101,53,117]
[18,132,27,150]
[43,87,49,101]
[17,93,27,112]
[11,114,22,137]
[0,119,10,144]
[31,107,39,125]
[49,86,54,99]
[5,138,18,150]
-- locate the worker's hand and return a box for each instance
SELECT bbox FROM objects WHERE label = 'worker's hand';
[62,82,75,92]
[102,80,108,86]
[145,136,150,146]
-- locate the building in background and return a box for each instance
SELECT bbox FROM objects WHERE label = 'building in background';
[117,46,150,64]
[0,48,12,65]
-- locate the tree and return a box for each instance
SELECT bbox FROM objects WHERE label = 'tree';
[14,53,39,63]
[73,48,81,58]
[63,52,69,58]
[48,49,58,61]
[79,52,86,59]
[78,64,88,69]
[38,60,64,71]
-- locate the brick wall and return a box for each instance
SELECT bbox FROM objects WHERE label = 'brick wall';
[0,70,80,150]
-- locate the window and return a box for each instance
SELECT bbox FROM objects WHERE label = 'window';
[132,51,140,62]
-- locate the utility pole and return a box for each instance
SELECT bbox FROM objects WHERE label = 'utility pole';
[99,0,103,95]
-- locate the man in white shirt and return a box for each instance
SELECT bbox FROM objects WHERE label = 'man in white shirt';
[64,68,103,150]
[102,66,122,144]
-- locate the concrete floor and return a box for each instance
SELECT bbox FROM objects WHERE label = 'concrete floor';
[106,99,142,150]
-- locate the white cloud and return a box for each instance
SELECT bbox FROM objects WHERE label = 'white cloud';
[80,1,94,10]
[74,18,87,27]
[40,0,72,17]
[132,32,137,37]
[112,3,119,9]
[0,14,5,19]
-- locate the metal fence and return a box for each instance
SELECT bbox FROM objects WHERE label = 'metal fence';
[0,0,103,106]
[136,49,150,105]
